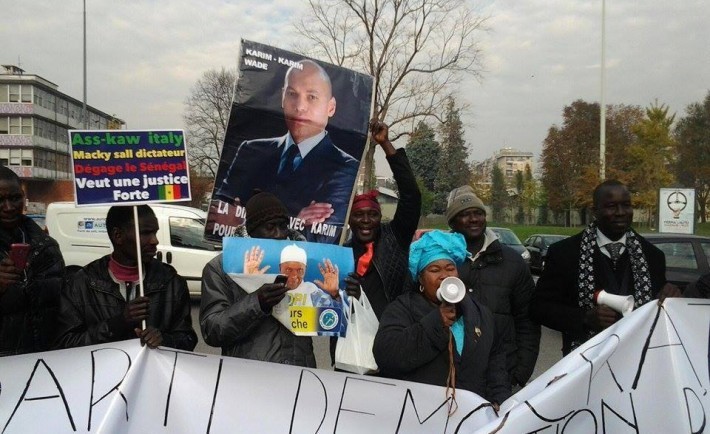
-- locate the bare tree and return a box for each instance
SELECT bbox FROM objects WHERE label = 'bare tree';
[183,68,237,177]
[294,0,487,187]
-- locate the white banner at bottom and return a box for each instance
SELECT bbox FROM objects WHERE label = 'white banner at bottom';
[0,298,707,433]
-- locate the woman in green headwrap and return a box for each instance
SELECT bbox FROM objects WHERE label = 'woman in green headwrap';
[373,230,511,406]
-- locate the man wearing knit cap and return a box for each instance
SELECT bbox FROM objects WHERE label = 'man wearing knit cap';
[200,192,319,367]
[446,185,540,388]
[329,119,422,366]
[345,119,421,318]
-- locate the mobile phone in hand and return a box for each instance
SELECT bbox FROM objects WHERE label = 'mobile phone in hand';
[274,274,288,285]
[10,243,31,270]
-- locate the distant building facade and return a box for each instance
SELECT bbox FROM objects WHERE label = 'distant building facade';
[473,147,535,183]
[0,65,123,210]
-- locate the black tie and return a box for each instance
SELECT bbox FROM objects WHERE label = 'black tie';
[279,145,300,176]
[606,242,623,264]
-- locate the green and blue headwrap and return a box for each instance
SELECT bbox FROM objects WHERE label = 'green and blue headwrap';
[408,230,468,280]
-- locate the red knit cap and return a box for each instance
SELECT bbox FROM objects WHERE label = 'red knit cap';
[352,190,381,212]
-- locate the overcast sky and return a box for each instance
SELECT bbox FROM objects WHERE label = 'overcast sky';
[3,0,708,176]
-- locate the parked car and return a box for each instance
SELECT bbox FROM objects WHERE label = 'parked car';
[46,202,221,297]
[489,227,530,265]
[523,234,569,273]
[643,233,710,292]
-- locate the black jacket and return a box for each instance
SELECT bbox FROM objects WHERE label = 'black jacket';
[347,149,421,318]
[0,216,65,356]
[331,149,421,365]
[457,232,540,387]
[200,253,316,367]
[373,291,511,404]
[54,255,197,351]
[532,230,666,355]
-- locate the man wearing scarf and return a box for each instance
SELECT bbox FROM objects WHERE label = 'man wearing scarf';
[55,205,197,351]
[532,180,680,355]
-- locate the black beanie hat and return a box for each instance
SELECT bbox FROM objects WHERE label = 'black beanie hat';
[245,191,289,234]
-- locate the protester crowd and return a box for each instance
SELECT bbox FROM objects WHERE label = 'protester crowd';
[0,118,693,410]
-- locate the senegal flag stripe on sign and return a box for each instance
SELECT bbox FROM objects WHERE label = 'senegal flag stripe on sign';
[158,185,181,200]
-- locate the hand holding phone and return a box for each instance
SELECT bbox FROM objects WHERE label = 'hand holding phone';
[9,243,31,270]
[274,275,288,285]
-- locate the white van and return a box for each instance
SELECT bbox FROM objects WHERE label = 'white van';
[46,202,220,297]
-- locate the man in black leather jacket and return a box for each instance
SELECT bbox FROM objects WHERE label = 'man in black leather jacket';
[55,205,196,351]
[0,166,65,356]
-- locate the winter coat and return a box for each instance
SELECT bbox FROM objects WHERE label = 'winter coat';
[457,232,540,387]
[54,255,197,351]
[200,253,316,367]
[373,291,511,404]
[532,231,665,355]
[0,216,65,356]
[347,148,421,319]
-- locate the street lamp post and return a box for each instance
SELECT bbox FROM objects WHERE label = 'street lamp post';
[599,0,606,181]
[82,0,88,129]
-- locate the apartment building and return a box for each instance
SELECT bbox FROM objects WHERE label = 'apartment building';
[0,64,123,210]
[473,147,535,183]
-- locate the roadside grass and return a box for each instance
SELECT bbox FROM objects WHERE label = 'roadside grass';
[419,216,710,240]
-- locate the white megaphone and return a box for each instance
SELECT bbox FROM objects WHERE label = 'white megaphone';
[594,290,634,316]
[436,277,467,304]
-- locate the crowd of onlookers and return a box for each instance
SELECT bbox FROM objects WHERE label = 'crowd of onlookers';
[0,119,691,407]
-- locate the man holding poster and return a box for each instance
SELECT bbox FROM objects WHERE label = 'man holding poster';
[201,192,318,367]
[55,205,197,351]
[214,59,359,243]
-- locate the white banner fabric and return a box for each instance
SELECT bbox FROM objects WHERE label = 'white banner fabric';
[0,298,707,433]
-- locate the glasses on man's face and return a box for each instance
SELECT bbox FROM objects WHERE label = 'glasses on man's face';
[0,194,24,204]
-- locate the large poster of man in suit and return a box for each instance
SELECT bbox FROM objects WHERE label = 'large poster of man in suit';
[205,40,374,245]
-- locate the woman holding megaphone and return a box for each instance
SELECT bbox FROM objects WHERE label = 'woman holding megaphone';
[373,230,511,410]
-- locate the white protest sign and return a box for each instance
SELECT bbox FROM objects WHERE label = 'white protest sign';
[1,299,707,433]
[0,341,492,433]
[476,298,710,432]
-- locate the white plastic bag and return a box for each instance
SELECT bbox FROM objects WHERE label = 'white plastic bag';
[335,291,379,375]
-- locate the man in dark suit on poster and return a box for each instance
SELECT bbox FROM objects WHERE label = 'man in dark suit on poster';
[215,59,359,243]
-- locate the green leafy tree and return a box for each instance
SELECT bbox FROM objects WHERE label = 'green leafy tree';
[537,184,549,225]
[417,178,435,217]
[433,98,471,213]
[514,170,525,224]
[521,164,539,224]
[540,100,599,224]
[675,92,710,223]
[541,100,643,225]
[406,121,440,191]
[490,165,507,221]
[627,102,676,225]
